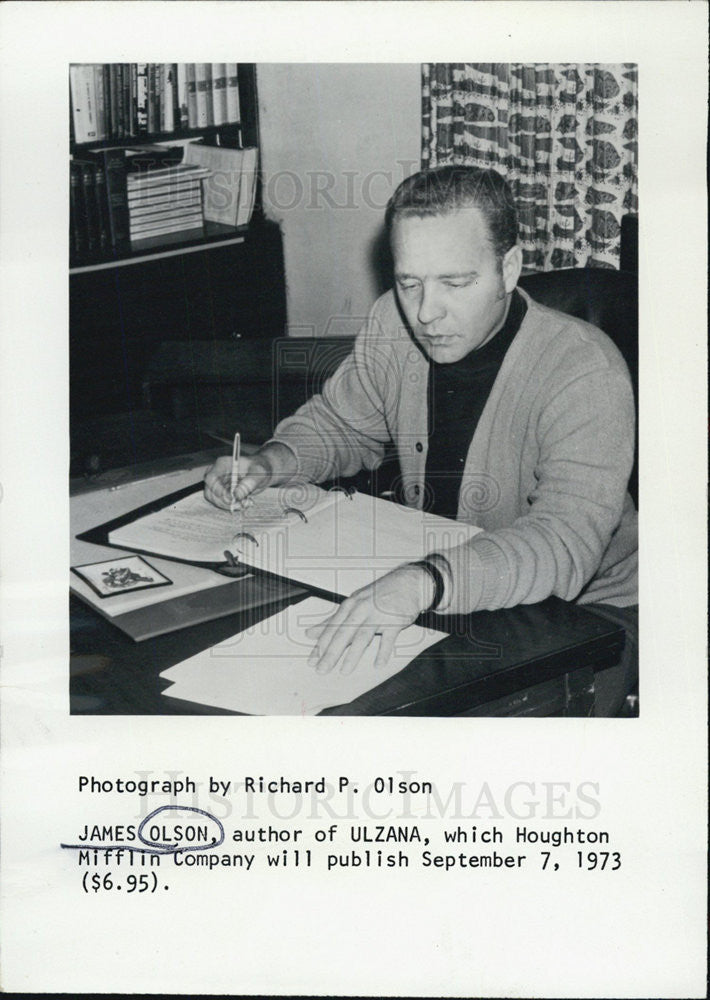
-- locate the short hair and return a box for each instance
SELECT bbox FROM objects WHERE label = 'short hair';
[385,165,518,261]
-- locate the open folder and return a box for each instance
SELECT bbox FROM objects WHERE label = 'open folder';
[106,482,481,599]
[72,474,305,640]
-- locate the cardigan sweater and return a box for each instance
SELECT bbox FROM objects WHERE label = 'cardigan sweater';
[271,287,638,614]
[425,288,527,518]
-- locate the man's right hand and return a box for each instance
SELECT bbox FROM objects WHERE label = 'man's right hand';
[203,442,298,511]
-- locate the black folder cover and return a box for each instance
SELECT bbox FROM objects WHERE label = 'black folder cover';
[76,481,217,564]
[74,480,306,639]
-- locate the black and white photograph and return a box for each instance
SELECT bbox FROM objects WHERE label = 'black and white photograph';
[69,60,639,718]
[0,2,706,997]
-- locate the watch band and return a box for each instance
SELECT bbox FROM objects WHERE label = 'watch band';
[410,558,445,613]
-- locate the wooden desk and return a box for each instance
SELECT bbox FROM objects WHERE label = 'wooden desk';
[70,454,626,718]
[71,592,624,717]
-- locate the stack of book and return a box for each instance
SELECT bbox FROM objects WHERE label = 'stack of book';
[69,147,214,261]
[70,64,241,143]
[127,163,210,246]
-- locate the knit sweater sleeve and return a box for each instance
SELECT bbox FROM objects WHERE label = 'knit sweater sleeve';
[269,299,396,483]
[438,359,636,614]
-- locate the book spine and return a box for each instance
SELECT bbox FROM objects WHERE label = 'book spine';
[147,64,156,133]
[135,63,148,134]
[69,160,86,259]
[131,225,204,240]
[126,181,205,205]
[126,165,210,188]
[153,63,161,133]
[177,64,189,130]
[125,168,209,188]
[79,160,99,256]
[121,63,131,138]
[98,65,108,140]
[204,64,214,125]
[115,63,123,139]
[225,64,240,123]
[130,64,138,136]
[108,64,117,139]
[70,65,99,143]
[105,65,114,139]
[186,64,197,128]
[130,200,201,221]
[173,63,181,132]
[127,192,204,211]
[126,172,206,191]
[128,191,201,220]
[92,66,104,140]
[93,160,111,254]
[85,148,130,251]
[130,219,203,241]
[194,63,209,128]
[212,63,228,126]
[155,63,163,132]
[157,64,165,132]
[130,209,203,232]
[104,65,112,138]
[163,64,175,133]
[126,164,194,185]
[105,67,112,138]
[69,78,75,145]
[131,214,203,232]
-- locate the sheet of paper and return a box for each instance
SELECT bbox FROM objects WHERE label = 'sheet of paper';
[243,491,481,596]
[109,484,341,563]
[108,485,480,600]
[159,596,446,714]
[72,470,237,616]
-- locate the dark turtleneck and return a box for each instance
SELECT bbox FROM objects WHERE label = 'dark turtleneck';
[424,288,527,518]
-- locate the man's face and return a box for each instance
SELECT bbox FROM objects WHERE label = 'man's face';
[391,208,521,364]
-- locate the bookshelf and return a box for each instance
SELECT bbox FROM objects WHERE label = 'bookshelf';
[69,221,249,273]
[69,63,287,477]
[69,63,260,268]
[71,124,244,155]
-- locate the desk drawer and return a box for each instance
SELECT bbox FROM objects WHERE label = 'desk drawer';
[457,667,595,717]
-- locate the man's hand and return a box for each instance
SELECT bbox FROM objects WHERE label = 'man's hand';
[306,564,436,675]
[203,442,298,510]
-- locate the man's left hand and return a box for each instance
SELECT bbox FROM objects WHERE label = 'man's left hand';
[306,564,435,675]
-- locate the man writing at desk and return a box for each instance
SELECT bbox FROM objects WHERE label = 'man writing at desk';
[204,166,638,715]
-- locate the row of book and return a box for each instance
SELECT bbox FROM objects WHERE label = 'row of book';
[70,143,258,261]
[70,64,242,144]
[70,150,203,259]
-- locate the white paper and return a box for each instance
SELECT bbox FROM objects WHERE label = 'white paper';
[160,596,447,714]
[249,490,481,595]
[109,482,341,563]
[71,469,236,616]
[109,485,480,597]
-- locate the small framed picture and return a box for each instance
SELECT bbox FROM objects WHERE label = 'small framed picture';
[71,555,172,598]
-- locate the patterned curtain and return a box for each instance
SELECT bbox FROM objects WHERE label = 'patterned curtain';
[421,64,638,270]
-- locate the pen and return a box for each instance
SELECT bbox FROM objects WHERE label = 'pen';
[230,431,240,515]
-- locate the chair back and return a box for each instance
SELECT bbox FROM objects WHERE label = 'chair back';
[519,268,638,505]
